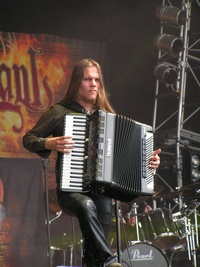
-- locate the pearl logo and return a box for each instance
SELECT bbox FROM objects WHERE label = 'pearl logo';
[130,249,154,261]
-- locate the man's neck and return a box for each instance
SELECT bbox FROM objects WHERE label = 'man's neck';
[77,100,95,113]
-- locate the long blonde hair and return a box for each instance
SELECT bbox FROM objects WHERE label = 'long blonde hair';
[60,58,115,113]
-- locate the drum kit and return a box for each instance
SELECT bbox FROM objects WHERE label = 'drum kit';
[47,183,200,267]
[113,182,200,267]
[48,191,82,267]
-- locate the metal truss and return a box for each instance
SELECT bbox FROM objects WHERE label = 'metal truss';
[153,0,200,193]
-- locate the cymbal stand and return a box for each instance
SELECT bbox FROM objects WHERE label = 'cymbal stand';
[152,195,157,210]
[49,210,62,224]
[194,206,199,248]
[184,217,197,267]
[184,217,192,260]
[42,158,78,267]
[41,158,51,267]
[114,200,139,263]
[185,202,200,267]
[130,203,140,242]
[187,202,200,248]
[156,173,174,192]
[156,172,183,210]
[69,244,74,267]
[191,224,197,267]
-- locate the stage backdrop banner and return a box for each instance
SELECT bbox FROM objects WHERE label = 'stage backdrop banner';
[0,31,107,267]
[0,158,46,267]
[0,31,108,158]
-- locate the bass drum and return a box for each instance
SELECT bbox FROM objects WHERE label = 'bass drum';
[122,242,169,267]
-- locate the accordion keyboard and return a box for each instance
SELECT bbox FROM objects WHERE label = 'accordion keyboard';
[60,114,87,192]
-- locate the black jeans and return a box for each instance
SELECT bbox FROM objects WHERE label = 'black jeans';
[58,191,116,267]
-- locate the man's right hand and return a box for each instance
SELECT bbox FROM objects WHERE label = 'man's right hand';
[45,136,75,153]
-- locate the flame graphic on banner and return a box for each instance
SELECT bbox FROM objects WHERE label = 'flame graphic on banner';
[0,32,74,157]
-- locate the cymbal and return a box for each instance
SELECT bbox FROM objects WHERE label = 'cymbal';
[178,182,200,201]
[50,234,73,250]
[161,191,181,200]
[181,182,200,191]
[120,202,131,213]
[131,195,151,204]
[129,184,164,204]
[160,187,192,201]
[154,185,164,195]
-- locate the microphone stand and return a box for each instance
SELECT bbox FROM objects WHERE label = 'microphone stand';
[114,200,122,263]
[41,158,51,267]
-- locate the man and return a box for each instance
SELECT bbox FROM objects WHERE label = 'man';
[23,58,161,267]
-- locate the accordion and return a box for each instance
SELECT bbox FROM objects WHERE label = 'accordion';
[60,110,154,202]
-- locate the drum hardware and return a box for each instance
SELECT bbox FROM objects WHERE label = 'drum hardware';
[172,212,187,250]
[184,201,200,267]
[129,203,140,242]
[109,206,142,251]
[191,224,197,267]
[50,232,78,267]
[126,202,154,240]
[49,210,63,224]
[185,218,192,260]
[154,185,192,214]
[186,202,200,248]
[152,179,184,211]
[196,188,200,194]
[151,185,164,210]
[47,190,80,266]
[184,218,198,267]
[156,173,174,192]
[109,201,152,253]
[155,172,175,208]
[155,173,193,210]
[172,203,200,267]
[51,242,74,267]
